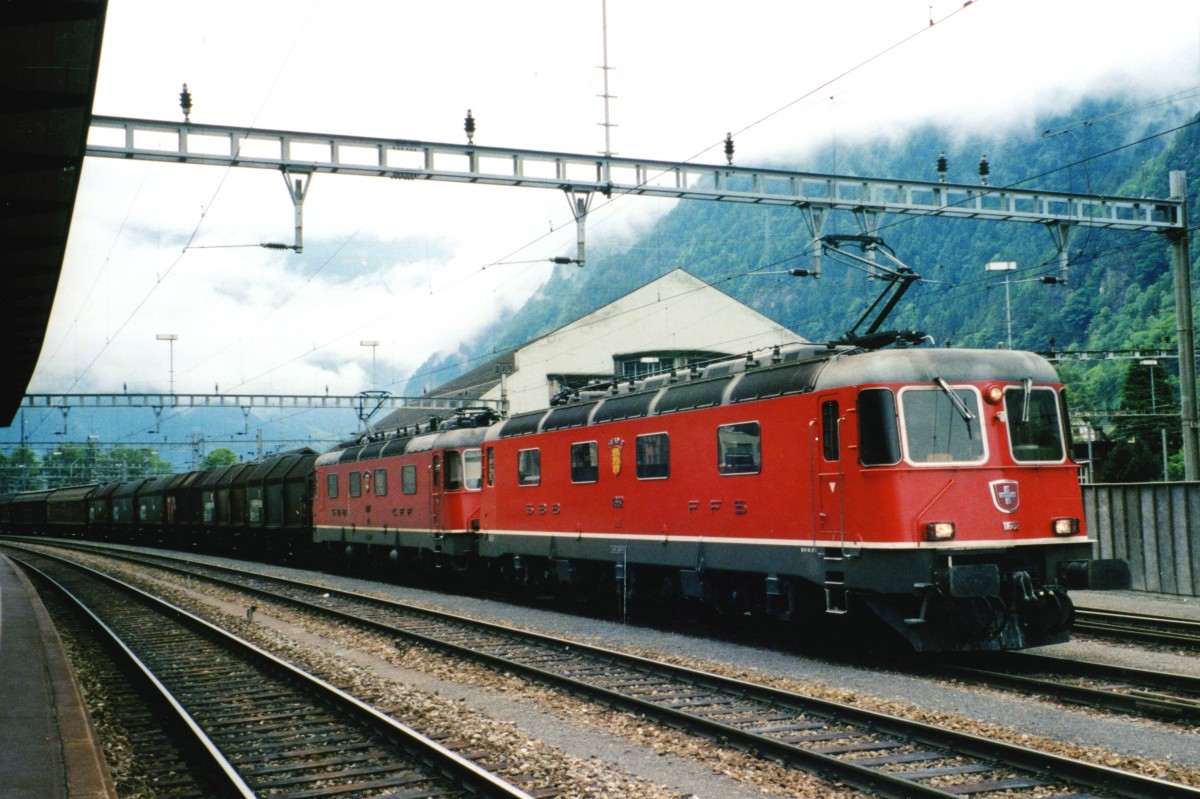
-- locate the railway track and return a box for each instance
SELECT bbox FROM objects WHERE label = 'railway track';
[1074,607,1200,650]
[9,548,535,799]
[23,542,1200,799]
[922,651,1200,726]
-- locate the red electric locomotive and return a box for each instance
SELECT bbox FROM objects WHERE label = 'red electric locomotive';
[312,410,497,571]
[472,344,1129,652]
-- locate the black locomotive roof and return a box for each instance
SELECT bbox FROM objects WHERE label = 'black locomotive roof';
[485,346,1062,440]
[814,347,1060,389]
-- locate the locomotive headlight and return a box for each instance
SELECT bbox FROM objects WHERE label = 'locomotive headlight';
[984,385,1004,404]
[1052,517,1080,536]
[925,521,956,541]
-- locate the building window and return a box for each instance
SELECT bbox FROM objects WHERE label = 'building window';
[373,468,387,496]
[571,442,599,483]
[717,422,760,474]
[518,448,541,486]
[326,473,338,499]
[401,464,417,495]
[636,433,670,479]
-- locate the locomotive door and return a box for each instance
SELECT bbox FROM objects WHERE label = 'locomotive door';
[429,454,442,531]
[814,398,844,540]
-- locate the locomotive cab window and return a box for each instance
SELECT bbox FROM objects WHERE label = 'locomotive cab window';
[1005,386,1066,462]
[326,473,339,499]
[899,385,986,464]
[636,433,670,479]
[401,464,417,495]
[464,450,483,490]
[717,423,760,474]
[857,388,902,466]
[445,451,465,491]
[571,442,599,483]
[518,448,541,486]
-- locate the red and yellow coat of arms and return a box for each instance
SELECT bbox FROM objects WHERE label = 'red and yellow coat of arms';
[609,437,625,476]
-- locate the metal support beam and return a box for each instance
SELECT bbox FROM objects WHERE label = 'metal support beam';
[1047,222,1072,284]
[85,116,1184,233]
[1169,171,1198,479]
[801,207,825,278]
[21,392,502,412]
[565,189,592,266]
[282,170,310,253]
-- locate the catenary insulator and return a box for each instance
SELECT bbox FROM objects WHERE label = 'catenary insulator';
[464,109,476,144]
[179,83,192,123]
[978,154,990,185]
[724,132,734,165]
[936,151,947,182]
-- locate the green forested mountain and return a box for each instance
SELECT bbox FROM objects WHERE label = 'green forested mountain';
[408,94,1200,479]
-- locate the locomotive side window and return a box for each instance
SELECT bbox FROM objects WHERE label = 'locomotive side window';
[326,473,339,498]
[636,433,670,479]
[899,386,986,464]
[464,450,483,490]
[445,451,464,490]
[821,401,840,461]
[401,464,417,495]
[571,442,599,483]
[486,447,495,486]
[1005,386,1066,462]
[717,423,760,474]
[857,388,902,466]
[349,471,362,497]
[517,448,541,486]
[373,468,387,496]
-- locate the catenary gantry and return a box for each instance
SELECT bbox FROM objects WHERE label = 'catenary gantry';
[70,115,1198,477]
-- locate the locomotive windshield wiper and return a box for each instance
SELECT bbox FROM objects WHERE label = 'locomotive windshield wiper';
[1021,377,1033,423]
[935,377,975,424]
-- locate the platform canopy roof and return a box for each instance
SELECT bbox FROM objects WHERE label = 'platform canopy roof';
[0,2,108,428]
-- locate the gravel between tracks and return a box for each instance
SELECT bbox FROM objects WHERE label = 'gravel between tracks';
[43,546,1200,797]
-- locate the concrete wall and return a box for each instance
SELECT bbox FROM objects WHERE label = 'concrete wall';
[1083,483,1200,596]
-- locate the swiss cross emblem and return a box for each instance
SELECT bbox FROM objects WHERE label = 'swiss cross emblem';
[989,480,1019,514]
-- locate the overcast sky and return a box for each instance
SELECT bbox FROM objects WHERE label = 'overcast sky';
[28,0,1200,411]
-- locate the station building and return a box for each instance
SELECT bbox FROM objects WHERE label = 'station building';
[375,268,806,429]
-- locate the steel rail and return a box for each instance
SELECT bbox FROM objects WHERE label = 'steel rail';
[9,547,535,799]
[920,651,1200,725]
[45,542,1200,799]
[1075,607,1200,649]
[14,555,257,798]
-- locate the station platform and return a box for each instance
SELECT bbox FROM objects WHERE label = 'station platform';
[0,553,115,799]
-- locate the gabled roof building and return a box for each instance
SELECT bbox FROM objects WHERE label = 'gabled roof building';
[371,268,805,433]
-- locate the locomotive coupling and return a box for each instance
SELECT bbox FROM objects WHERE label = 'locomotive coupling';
[1058,558,1132,591]
[932,563,1001,598]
